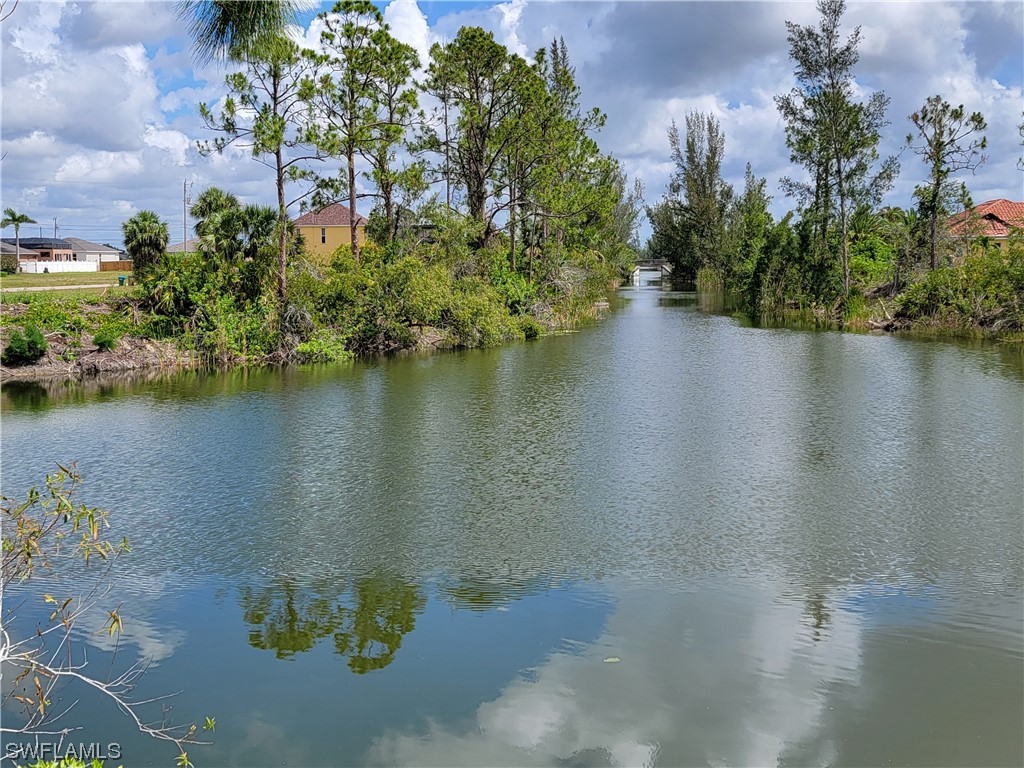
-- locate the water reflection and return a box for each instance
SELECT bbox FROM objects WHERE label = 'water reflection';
[367,580,863,768]
[1,282,1021,767]
[443,574,555,612]
[239,573,424,673]
[368,578,1022,768]
[0,380,51,410]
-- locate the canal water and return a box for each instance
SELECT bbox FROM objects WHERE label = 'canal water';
[2,281,1022,767]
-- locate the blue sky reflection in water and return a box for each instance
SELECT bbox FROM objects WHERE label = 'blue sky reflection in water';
[1,283,1022,767]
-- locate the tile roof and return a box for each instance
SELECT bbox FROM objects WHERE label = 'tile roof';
[293,203,367,227]
[946,199,1024,239]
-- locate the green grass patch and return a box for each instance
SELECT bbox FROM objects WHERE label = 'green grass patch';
[0,286,131,303]
[0,272,123,289]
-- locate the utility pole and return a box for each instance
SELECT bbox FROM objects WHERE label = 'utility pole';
[53,216,57,238]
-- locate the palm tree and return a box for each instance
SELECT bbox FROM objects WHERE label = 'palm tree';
[190,186,240,239]
[122,211,170,277]
[1,207,37,272]
[177,0,300,64]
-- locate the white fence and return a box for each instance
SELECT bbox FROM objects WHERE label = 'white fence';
[19,260,99,274]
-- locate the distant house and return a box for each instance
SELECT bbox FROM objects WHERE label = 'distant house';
[0,241,41,260]
[65,237,125,263]
[1,237,100,273]
[166,238,202,254]
[292,203,368,260]
[1,237,74,261]
[946,199,1024,250]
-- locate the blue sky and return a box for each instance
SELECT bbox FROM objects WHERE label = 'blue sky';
[1,1,1021,248]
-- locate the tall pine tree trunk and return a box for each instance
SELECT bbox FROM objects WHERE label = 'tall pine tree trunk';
[348,143,359,261]
[836,163,850,298]
[276,147,288,306]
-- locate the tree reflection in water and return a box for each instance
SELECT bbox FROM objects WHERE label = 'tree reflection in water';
[239,573,425,673]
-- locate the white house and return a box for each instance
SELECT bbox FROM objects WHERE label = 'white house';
[65,237,125,263]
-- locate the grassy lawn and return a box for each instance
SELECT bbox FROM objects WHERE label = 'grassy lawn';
[0,271,127,289]
[0,286,133,304]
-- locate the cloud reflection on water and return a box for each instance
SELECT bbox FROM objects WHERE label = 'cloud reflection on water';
[367,579,863,768]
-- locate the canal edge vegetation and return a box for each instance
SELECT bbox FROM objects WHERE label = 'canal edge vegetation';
[3,1,1022,382]
[643,0,1024,341]
[2,4,643,380]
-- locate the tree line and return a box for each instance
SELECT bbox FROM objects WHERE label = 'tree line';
[180,0,641,299]
[111,0,642,363]
[646,0,1019,330]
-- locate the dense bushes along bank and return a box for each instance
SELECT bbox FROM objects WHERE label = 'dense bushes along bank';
[732,223,1024,338]
[0,238,626,378]
[1,23,645,378]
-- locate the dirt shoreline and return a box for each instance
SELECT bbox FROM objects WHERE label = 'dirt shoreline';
[0,334,199,382]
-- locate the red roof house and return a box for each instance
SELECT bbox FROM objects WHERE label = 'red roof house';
[946,199,1024,245]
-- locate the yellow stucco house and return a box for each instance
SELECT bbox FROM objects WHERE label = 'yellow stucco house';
[293,203,368,261]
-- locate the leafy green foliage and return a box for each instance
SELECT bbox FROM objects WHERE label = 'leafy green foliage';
[143,245,280,363]
[92,313,134,352]
[10,299,85,334]
[288,235,598,356]
[294,329,353,363]
[132,193,285,363]
[849,235,894,287]
[896,236,1024,330]
[93,328,119,352]
[2,324,48,366]
[1,465,126,582]
[774,0,898,297]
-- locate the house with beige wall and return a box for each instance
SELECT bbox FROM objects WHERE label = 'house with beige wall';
[65,237,125,262]
[293,203,367,260]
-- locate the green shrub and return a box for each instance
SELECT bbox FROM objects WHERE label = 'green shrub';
[140,249,281,362]
[1,252,18,273]
[517,314,544,339]
[849,235,894,287]
[294,329,353,363]
[2,324,48,366]
[896,237,1024,330]
[93,328,119,351]
[446,277,520,347]
[488,259,536,315]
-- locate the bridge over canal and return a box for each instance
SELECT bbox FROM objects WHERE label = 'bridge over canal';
[630,259,673,284]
